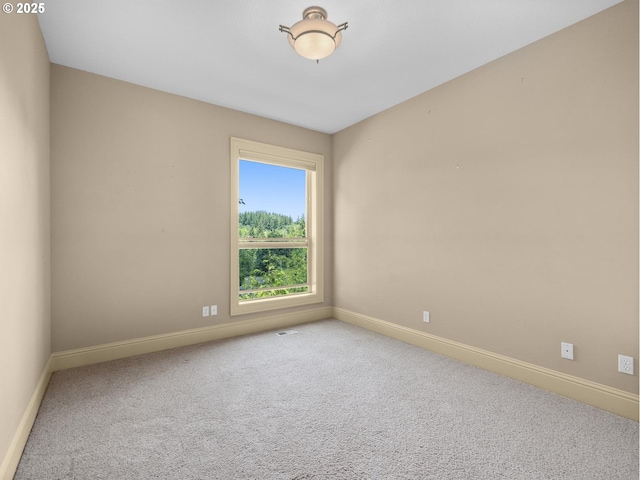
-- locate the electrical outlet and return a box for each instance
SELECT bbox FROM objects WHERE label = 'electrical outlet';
[210,305,217,316]
[561,342,574,360]
[423,311,430,323]
[202,306,210,317]
[618,355,634,375]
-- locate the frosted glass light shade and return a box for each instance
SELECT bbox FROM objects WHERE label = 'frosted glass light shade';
[288,18,343,60]
[280,7,347,61]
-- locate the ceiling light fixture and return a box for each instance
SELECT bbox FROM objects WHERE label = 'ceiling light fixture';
[279,6,348,63]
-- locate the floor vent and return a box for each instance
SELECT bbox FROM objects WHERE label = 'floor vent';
[276,330,299,336]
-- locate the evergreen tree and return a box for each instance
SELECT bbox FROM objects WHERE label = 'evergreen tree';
[238,211,307,298]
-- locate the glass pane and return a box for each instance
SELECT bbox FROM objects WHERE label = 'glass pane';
[239,160,306,238]
[239,248,308,298]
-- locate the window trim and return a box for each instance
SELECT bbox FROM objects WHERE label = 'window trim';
[230,137,324,316]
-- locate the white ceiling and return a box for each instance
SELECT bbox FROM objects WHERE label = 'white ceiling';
[37,0,622,134]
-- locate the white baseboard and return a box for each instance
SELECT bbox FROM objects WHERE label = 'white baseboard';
[333,307,639,421]
[52,306,332,372]
[0,356,53,480]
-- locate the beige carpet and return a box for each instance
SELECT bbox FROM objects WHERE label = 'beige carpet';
[16,319,639,479]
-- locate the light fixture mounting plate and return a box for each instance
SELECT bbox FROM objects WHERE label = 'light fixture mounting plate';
[303,6,328,20]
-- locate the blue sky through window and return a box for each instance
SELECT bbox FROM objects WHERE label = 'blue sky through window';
[239,160,306,220]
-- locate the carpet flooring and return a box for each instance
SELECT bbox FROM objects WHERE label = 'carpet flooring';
[15,319,639,479]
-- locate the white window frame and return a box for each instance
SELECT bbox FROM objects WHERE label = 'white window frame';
[230,137,324,315]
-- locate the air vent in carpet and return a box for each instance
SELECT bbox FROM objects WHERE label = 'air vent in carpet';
[276,330,299,336]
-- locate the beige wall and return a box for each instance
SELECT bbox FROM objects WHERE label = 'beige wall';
[51,65,333,351]
[0,13,51,469]
[333,0,638,393]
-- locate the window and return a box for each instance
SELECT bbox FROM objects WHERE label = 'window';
[230,137,324,315]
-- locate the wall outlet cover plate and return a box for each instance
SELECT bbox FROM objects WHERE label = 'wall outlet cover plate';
[618,355,634,375]
[561,342,574,360]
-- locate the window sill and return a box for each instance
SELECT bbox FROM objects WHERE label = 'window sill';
[230,291,324,316]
